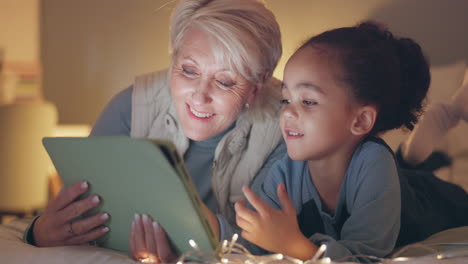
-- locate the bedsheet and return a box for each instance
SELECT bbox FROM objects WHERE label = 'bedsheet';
[1,218,467,264]
[0,218,137,264]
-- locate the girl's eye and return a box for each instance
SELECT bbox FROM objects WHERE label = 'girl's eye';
[280,99,291,105]
[303,100,317,106]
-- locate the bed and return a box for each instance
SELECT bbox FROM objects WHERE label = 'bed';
[1,217,467,264]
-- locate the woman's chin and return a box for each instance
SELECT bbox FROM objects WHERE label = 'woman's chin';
[183,127,217,141]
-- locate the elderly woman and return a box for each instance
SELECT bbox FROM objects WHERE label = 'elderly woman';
[25,0,285,260]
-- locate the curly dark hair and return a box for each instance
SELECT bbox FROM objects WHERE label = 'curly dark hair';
[300,21,430,134]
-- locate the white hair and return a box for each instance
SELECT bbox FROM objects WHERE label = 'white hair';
[169,0,282,84]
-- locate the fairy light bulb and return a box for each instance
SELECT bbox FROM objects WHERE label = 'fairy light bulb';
[189,239,199,250]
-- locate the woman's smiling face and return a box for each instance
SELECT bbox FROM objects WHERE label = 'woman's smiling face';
[170,28,257,141]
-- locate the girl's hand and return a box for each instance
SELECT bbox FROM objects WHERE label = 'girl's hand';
[33,181,110,247]
[130,214,177,263]
[235,184,317,260]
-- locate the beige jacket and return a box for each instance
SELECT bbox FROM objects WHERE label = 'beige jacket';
[131,69,283,221]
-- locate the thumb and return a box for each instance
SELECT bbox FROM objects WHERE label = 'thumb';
[277,184,295,215]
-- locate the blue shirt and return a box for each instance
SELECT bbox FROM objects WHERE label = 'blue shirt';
[219,139,401,260]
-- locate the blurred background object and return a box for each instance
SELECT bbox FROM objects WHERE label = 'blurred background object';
[0,102,57,223]
[0,68,18,105]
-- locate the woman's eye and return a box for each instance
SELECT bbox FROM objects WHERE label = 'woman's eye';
[280,99,291,105]
[216,80,235,88]
[182,67,197,76]
[303,100,317,106]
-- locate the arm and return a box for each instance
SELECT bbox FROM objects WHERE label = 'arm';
[90,86,133,136]
[220,155,321,260]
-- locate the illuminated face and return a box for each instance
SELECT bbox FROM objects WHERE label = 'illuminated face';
[280,46,359,162]
[170,28,256,141]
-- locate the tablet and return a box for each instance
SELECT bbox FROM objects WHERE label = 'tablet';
[42,136,218,254]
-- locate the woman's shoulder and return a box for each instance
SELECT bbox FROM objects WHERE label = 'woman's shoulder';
[133,69,171,105]
[90,86,133,136]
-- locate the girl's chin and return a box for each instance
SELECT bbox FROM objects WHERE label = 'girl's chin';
[287,150,307,161]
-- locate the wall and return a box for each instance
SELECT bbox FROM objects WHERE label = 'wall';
[41,0,171,125]
[0,0,40,62]
[40,0,468,125]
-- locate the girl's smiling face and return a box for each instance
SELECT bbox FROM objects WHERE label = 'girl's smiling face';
[280,46,362,162]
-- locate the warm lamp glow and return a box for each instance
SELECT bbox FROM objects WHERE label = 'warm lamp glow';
[54,124,91,137]
[48,124,92,198]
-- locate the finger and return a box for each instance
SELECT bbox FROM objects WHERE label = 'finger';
[142,214,157,256]
[130,219,160,263]
[154,223,177,263]
[58,194,101,222]
[234,200,259,224]
[130,220,137,259]
[241,186,270,215]
[65,225,109,246]
[69,212,110,236]
[235,213,255,233]
[236,199,246,208]
[133,214,147,253]
[277,184,295,215]
[240,230,255,245]
[49,181,89,212]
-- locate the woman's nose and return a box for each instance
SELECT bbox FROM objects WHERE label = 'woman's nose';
[191,82,213,105]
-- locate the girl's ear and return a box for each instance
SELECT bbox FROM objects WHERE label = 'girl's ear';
[350,105,377,136]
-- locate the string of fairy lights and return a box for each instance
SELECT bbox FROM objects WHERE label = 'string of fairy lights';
[174,234,330,264]
[163,234,468,264]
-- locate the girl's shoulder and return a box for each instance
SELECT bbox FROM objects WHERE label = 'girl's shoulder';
[346,137,399,190]
[268,154,309,186]
[354,137,396,165]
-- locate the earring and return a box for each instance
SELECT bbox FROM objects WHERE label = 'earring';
[245,103,250,109]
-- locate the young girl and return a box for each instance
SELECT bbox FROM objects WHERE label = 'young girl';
[216,21,468,261]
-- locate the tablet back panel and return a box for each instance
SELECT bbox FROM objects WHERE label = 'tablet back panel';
[43,137,217,254]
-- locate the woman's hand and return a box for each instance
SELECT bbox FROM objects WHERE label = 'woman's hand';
[201,203,219,239]
[130,214,177,263]
[33,181,110,247]
[235,184,317,260]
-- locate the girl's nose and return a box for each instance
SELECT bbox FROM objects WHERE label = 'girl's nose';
[282,104,299,119]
